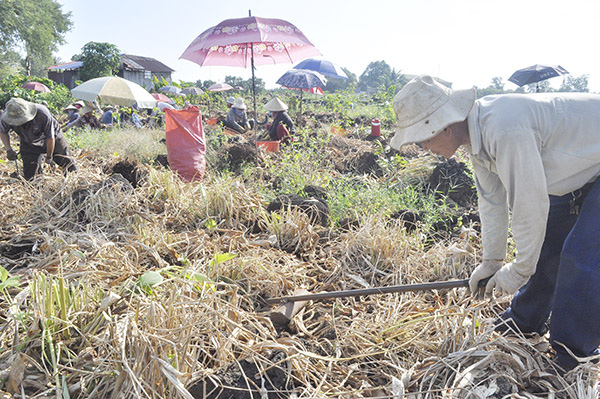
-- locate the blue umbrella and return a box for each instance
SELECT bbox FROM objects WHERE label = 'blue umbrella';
[276,69,327,115]
[159,85,183,96]
[508,64,568,88]
[276,69,327,90]
[293,58,347,79]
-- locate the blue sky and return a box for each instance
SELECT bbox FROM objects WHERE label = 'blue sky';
[55,0,600,92]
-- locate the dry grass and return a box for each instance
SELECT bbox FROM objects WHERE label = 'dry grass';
[0,140,597,399]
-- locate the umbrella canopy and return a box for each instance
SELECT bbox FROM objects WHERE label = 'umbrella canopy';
[159,85,183,96]
[180,16,320,68]
[277,69,326,115]
[71,76,157,109]
[152,93,174,103]
[180,14,320,132]
[22,82,51,92]
[293,58,347,79]
[276,69,327,90]
[157,102,175,111]
[207,82,234,92]
[508,64,569,87]
[181,87,204,96]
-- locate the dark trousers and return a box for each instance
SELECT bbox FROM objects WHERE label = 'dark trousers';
[501,179,600,369]
[20,137,77,180]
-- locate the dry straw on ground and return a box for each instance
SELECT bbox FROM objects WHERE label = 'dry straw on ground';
[0,140,597,398]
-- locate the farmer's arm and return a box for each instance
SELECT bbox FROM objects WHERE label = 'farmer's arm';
[493,128,549,276]
[45,138,55,159]
[41,111,57,159]
[471,158,509,261]
[0,121,11,150]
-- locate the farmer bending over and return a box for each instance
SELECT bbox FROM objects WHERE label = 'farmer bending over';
[390,75,600,374]
[1,98,77,180]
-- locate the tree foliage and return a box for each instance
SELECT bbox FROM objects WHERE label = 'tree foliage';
[324,67,357,93]
[0,0,72,77]
[225,75,265,93]
[73,42,121,82]
[559,75,589,92]
[357,60,407,93]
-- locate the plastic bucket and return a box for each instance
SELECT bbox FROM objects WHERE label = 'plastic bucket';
[256,141,280,152]
[371,119,381,136]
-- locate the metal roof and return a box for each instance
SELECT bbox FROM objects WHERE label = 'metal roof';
[121,54,174,73]
[47,61,83,71]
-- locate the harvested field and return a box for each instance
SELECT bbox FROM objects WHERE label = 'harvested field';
[0,125,597,398]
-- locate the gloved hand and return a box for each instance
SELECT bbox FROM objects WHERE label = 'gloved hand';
[485,263,530,296]
[6,149,17,161]
[468,259,502,294]
[45,155,56,168]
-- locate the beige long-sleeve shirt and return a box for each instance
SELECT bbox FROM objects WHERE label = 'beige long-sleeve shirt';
[466,93,600,275]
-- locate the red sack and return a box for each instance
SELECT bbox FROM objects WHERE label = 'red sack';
[164,106,206,181]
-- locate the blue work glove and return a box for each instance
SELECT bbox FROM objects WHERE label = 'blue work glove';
[485,263,530,296]
[6,149,17,161]
[468,260,502,294]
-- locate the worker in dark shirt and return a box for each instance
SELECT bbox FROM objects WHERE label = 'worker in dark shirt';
[1,98,77,180]
[264,97,295,142]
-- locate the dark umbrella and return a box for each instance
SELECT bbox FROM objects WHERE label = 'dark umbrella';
[293,58,347,79]
[509,64,569,90]
[276,69,327,115]
[181,87,204,96]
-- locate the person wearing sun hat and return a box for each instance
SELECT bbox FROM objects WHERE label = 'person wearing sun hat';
[223,97,253,133]
[64,102,104,131]
[1,97,77,180]
[264,97,295,142]
[391,74,600,373]
[226,96,235,109]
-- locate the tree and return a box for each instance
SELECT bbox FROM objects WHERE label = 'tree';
[559,75,589,92]
[323,67,357,93]
[197,80,216,89]
[475,77,509,98]
[73,42,121,81]
[357,60,407,92]
[0,0,72,77]
[225,75,265,93]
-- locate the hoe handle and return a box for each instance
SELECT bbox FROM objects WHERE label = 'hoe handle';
[266,279,477,304]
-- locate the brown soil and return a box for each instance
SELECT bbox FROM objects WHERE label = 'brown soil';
[188,351,290,399]
[267,193,330,227]
[428,158,477,207]
[110,159,148,188]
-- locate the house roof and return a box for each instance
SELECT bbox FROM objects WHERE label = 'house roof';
[121,54,174,73]
[47,60,84,71]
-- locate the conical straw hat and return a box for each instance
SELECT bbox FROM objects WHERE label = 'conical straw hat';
[264,97,288,112]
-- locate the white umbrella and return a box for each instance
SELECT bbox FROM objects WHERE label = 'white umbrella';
[157,101,175,111]
[159,85,183,96]
[71,76,157,109]
[207,82,234,92]
[181,87,204,96]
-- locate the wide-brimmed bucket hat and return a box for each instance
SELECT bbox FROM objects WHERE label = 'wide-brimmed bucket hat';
[1,98,38,126]
[390,75,476,149]
[264,97,288,112]
[232,98,246,110]
[226,96,235,105]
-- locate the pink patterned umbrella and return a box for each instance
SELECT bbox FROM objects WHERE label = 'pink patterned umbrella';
[180,15,320,122]
[180,16,320,68]
[22,82,51,93]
